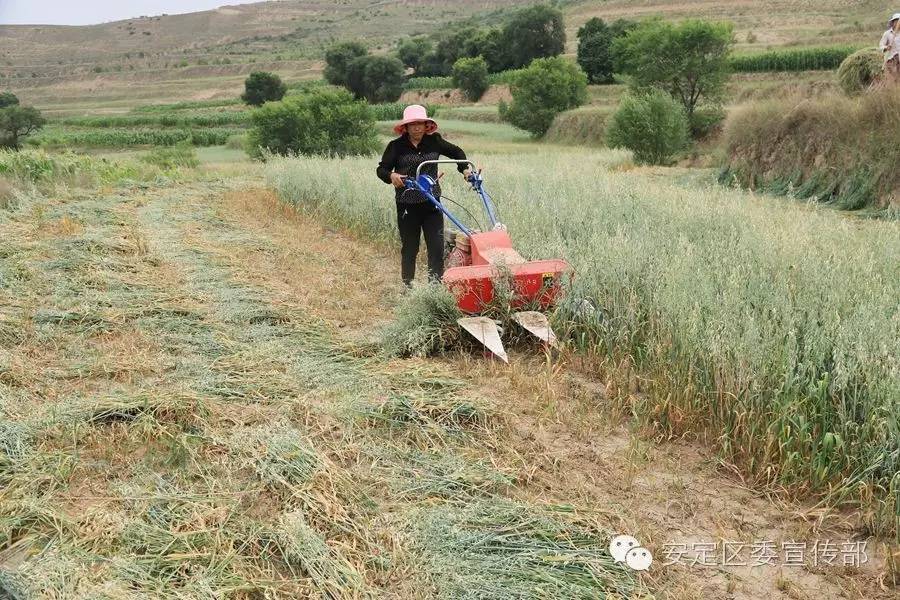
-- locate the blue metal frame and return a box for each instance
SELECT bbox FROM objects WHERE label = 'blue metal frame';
[404,159,500,237]
[404,174,472,236]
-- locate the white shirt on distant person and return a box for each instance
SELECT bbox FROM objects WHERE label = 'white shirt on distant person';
[880,28,900,61]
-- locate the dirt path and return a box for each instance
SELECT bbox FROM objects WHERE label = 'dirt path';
[0,179,892,599]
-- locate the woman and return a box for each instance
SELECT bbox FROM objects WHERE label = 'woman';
[880,13,900,80]
[376,105,472,287]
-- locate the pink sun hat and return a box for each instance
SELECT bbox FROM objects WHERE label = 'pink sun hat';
[393,104,438,135]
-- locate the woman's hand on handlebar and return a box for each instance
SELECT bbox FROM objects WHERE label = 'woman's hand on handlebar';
[390,172,406,189]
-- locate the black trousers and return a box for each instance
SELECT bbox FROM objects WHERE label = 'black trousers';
[396,202,444,286]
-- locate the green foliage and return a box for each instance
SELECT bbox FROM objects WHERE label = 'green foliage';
[837,48,883,95]
[452,56,489,102]
[576,18,614,84]
[688,105,726,139]
[140,143,200,170]
[404,68,526,91]
[730,45,857,73]
[420,26,503,77]
[396,36,433,74]
[404,3,563,76]
[0,149,141,185]
[0,92,19,109]
[577,18,637,84]
[33,127,238,148]
[606,91,690,165]
[247,88,377,159]
[499,4,566,70]
[132,98,242,113]
[503,57,588,137]
[323,41,367,87]
[0,105,46,150]
[344,55,405,103]
[366,103,439,121]
[55,112,250,128]
[613,19,733,121]
[241,71,287,106]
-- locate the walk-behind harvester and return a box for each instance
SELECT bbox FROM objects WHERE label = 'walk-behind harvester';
[403,160,572,362]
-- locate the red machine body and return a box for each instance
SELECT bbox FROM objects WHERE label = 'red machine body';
[443,230,570,314]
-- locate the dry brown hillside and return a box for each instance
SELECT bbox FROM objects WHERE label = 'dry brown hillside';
[0,0,889,112]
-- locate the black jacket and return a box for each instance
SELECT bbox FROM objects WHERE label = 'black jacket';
[376,132,468,204]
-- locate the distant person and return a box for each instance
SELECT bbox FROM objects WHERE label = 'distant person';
[880,13,900,80]
[376,105,473,287]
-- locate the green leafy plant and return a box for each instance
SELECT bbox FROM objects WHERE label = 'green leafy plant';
[241,71,287,106]
[246,88,377,159]
[606,90,690,165]
[502,56,588,137]
[452,56,490,102]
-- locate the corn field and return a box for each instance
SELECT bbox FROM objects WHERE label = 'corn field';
[33,127,243,148]
[54,112,252,128]
[729,45,859,72]
[404,68,527,91]
[266,150,900,538]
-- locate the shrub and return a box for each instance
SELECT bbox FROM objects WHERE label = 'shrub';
[613,19,733,124]
[0,92,18,109]
[452,57,489,102]
[396,36,433,74]
[323,41,367,87]
[500,4,566,70]
[0,105,45,150]
[502,56,588,137]
[246,88,377,159]
[837,48,883,95]
[140,143,200,169]
[606,90,690,165]
[576,18,614,84]
[344,55,405,103]
[688,106,726,139]
[241,71,287,106]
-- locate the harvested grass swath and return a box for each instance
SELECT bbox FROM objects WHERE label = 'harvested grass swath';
[364,393,492,433]
[47,391,207,427]
[386,448,513,500]
[411,500,637,599]
[380,282,462,358]
[263,511,369,599]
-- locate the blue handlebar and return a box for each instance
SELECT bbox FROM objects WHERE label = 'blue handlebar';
[404,174,473,236]
[402,169,500,238]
